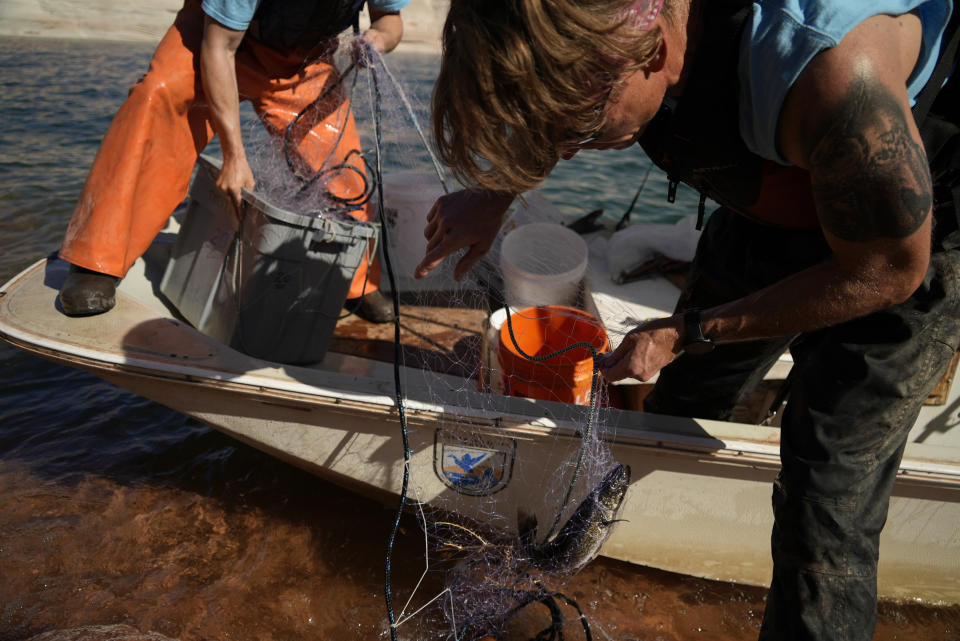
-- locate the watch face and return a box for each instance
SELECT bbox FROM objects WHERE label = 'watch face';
[684,339,715,355]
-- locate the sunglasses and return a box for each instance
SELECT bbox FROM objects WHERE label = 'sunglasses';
[568,84,614,148]
[566,0,664,149]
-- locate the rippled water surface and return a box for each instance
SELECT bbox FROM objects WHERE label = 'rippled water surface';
[1,36,958,641]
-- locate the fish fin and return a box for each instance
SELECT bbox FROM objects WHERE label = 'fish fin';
[565,208,605,235]
[517,509,539,546]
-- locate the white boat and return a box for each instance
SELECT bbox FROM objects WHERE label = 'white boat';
[2,183,959,607]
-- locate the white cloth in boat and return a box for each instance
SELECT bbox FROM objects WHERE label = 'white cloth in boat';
[606,214,701,283]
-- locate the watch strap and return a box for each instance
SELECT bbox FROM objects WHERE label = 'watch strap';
[682,308,715,354]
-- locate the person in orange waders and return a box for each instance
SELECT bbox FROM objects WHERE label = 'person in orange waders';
[57,0,408,323]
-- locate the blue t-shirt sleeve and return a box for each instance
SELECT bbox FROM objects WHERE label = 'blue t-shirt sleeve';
[201,0,262,31]
[369,0,410,11]
[739,0,953,164]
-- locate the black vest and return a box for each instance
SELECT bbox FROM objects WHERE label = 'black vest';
[638,1,959,231]
[252,0,366,53]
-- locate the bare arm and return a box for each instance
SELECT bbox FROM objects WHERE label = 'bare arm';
[602,14,931,381]
[364,9,403,54]
[200,15,255,212]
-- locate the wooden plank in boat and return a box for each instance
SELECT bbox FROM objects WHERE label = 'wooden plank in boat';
[330,304,486,380]
[926,349,960,406]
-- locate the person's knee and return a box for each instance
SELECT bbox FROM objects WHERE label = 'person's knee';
[128,71,192,109]
[770,478,880,578]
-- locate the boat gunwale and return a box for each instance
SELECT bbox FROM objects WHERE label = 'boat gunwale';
[5,326,960,491]
[4,258,960,489]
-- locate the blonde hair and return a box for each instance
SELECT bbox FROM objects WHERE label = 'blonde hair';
[432,0,673,194]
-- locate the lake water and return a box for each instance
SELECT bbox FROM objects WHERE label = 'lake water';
[1,35,958,641]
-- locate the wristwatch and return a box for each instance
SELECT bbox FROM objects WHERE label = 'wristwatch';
[682,308,715,355]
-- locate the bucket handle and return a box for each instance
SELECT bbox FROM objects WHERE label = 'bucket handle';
[226,211,379,357]
[306,219,380,278]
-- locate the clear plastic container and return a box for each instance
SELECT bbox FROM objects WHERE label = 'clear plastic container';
[499,222,588,308]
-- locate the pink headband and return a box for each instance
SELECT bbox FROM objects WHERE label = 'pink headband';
[582,0,665,102]
[621,0,665,30]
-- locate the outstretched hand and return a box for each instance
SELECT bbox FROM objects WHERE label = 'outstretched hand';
[598,316,683,382]
[415,189,514,281]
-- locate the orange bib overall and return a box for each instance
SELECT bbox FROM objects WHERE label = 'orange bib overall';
[60,0,379,298]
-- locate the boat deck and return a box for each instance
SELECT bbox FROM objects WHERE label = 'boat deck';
[331,301,487,380]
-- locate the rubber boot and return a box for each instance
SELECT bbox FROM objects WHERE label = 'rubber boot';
[58,264,118,317]
[349,290,395,323]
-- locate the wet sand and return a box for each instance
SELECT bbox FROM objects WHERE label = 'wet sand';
[25,625,178,641]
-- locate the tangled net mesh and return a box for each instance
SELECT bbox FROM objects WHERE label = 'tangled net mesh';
[231,33,702,641]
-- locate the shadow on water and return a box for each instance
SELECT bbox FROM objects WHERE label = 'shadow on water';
[0,345,443,641]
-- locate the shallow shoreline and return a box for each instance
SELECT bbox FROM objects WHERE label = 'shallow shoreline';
[0,0,443,53]
[0,32,442,55]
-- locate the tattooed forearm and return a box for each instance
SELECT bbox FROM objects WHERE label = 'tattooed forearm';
[809,76,932,242]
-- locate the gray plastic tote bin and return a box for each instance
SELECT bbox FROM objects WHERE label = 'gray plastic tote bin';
[160,154,379,364]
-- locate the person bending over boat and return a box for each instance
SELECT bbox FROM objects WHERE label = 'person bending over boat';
[56,0,407,323]
[415,0,960,638]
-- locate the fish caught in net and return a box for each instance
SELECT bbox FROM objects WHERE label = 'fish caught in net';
[235,34,661,641]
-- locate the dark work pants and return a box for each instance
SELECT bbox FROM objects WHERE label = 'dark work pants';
[645,204,960,640]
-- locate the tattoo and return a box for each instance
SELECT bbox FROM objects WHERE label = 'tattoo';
[809,76,932,242]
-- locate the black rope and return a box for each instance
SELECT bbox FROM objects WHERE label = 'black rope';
[614,163,653,231]
[306,38,607,641]
[502,308,603,543]
[322,24,410,641]
[280,59,380,321]
[364,62,409,641]
[498,584,593,641]
[269,29,418,641]
[552,591,592,641]
[281,58,378,216]
[300,147,376,206]
[282,59,356,182]
[532,593,565,641]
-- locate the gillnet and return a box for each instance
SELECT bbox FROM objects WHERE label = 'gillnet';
[231,33,702,641]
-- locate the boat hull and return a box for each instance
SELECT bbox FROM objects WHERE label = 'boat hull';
[3,255,960,604]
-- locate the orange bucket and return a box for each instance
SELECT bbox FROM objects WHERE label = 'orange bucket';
[497,305,610,405]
